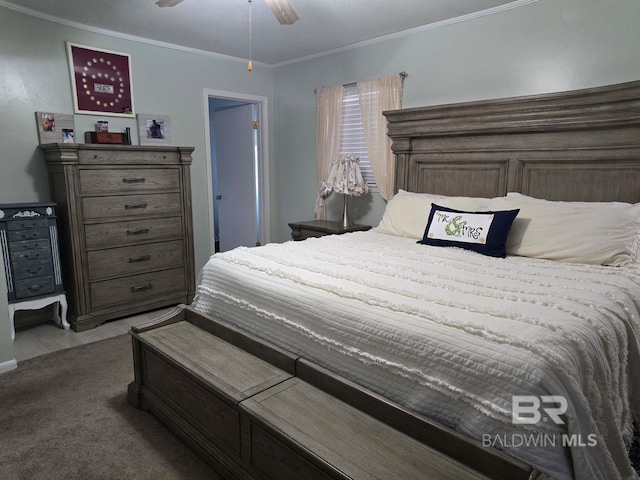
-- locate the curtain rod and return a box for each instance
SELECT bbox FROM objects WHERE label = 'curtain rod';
[315,71,407,94]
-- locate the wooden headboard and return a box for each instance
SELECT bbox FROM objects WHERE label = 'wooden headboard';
[383,80,640,203]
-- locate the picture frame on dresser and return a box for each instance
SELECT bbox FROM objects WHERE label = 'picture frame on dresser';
[137,113,171,145]
[35,112,75,144]
[66,42,135,117]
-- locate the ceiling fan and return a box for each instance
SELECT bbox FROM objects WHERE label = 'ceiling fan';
[154,0,299,25]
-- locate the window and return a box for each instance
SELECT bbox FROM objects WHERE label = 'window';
[339,84,376,190]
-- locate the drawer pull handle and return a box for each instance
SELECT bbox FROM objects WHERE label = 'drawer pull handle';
[129,255,151,263]
[126,228,150,235]
[28,285,43,292]
[26,267,43,274]
[123,177,146,184]
[24,252,40,259]
[125,203,148,210]
[24,242,41,250]
[20,222,38,229]
[131,283,152,293]
[21,232,38,239]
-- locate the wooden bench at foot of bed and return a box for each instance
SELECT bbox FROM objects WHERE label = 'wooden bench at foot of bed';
[127,304,538,480]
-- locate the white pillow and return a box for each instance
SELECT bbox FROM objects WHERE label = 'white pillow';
[489,197,640,266]
[505,192,634,209]
[376,190,493,239]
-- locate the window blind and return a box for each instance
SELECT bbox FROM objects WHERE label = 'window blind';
[339,84,376,189]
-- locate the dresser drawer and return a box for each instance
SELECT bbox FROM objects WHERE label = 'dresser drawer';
[85,217,183,248]
[79,168,180,194]
[82,193,182,220]
[8,228,50,242]
[6,218,49,230]
[87,240,184,279]
[14,275,55,299]
[78,149,179,165]
[10,248,52,263]
[13,258,54,280]
[90,267,186,309]
[9,238,51,252]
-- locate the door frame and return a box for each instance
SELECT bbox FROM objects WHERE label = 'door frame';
[202,88,270,256]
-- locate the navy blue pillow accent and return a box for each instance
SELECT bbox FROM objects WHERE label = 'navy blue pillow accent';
[417,203,520,258]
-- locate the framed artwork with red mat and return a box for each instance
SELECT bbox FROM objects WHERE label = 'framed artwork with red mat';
[66,42,135,117]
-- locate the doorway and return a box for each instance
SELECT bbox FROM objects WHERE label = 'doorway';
[203,89,270,255]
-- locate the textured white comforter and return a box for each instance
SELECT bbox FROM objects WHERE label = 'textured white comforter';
[192,231,640,480]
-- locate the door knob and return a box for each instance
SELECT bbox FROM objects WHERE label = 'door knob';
[215,195,223,200]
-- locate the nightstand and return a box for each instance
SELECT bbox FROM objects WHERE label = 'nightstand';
[288,220,371,241]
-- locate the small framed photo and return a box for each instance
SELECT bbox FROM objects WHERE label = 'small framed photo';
[66,42,135,117]
[137,113,171,145]
[62,129,75,143]
[35,112,76,144]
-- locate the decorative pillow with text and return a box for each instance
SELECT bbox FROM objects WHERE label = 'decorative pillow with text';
[418,204,519,258]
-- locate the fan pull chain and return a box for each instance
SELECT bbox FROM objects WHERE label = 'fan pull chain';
[248,0,253,71]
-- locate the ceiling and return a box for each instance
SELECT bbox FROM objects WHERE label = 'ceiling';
[2,0,534,66]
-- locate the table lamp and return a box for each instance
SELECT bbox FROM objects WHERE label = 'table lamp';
[319,154,368,228]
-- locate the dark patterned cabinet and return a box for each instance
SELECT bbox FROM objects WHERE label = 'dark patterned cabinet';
[0,203,68,339]
[40,144,196,332]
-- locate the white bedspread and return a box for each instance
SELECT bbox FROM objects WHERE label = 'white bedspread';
[192,231,640,480]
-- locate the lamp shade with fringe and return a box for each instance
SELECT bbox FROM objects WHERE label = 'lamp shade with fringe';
[319,154,368,227]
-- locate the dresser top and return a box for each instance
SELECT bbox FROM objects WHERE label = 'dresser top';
[0,203,57,219]
[39,143,194,152]
[0,202,56,209]
[39,143,195,166]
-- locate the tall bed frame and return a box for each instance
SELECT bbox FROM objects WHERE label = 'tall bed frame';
[386,79,640,203]
[128,80,640,480]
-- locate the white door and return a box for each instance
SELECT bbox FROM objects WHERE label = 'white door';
[214,104,257,252]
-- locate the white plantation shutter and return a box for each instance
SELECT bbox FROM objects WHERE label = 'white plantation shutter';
[339,84,376,190]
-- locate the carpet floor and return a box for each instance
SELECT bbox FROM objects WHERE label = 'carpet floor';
[4,333,640,480]
[0,334,219,480]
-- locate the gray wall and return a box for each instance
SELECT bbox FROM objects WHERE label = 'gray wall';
[1,0,640,367]
[0,6,274,367]
[271,0,640,241]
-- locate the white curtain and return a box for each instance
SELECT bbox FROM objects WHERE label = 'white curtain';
[314,85,344,220]
[357,74,403,201]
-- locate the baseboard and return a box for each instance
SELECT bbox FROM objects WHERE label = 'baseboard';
[0,358,17,374]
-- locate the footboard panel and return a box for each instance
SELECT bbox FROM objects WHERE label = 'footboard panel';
[128,305,296,479]
[143,347,243,455]
[128,305,537,480]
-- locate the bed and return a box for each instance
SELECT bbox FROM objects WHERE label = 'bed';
[129,80,640,480]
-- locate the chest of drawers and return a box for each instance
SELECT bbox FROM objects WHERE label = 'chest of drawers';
[41,144,196,332]
[0,203,64,302]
